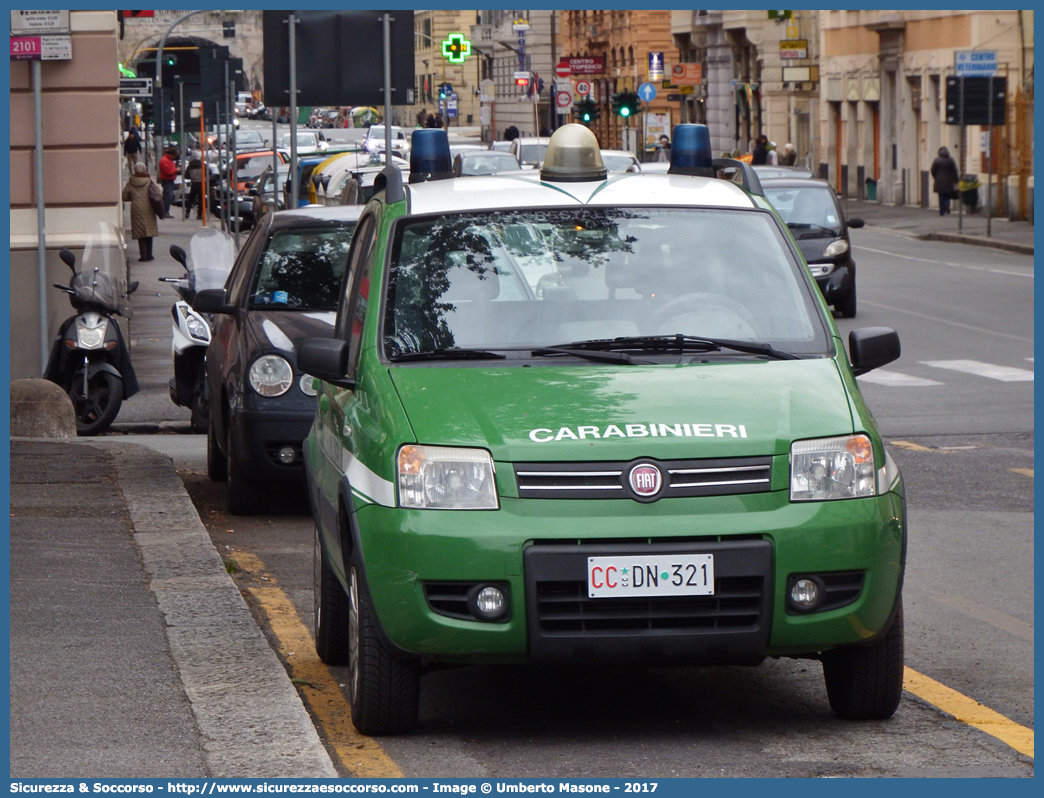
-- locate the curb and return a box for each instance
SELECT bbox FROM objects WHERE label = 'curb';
[76,439,338,778]
[920,232,1034,256]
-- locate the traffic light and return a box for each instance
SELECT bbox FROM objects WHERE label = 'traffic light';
[614,91,639,118]
[610,92,622,116]
[573,98,599,125]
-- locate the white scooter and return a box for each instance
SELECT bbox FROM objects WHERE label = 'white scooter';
[162,229,236,432]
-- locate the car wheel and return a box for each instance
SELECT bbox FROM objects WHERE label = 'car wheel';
[69,369,122,436]
[839,285,857,319]
[226,427,263,516]
[313,525,350,665]
[206,410,227,482]
[822,599,904,720]
[348,547,420,735]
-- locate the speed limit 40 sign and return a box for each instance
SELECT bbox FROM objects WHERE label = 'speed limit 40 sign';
[575,80,592,96]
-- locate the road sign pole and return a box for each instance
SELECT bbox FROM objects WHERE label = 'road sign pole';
[986,82,993,237]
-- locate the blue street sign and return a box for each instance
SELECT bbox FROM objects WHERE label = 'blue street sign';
[637,82,657,102]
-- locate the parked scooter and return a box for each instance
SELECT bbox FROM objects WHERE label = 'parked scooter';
[163,229,236,432]
[44,227,139,436]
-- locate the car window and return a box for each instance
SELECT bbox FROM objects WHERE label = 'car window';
[517,144,547,165]
[226,223,268,304]
[763,186,843,232]
[460,153,520,175]
[601,153,637,172]
[249,226,356,310]
[383,208,829,356]
[335,214,377,341]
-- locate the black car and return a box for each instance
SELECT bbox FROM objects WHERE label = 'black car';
[194,205,362,514]
[761,178,864,318]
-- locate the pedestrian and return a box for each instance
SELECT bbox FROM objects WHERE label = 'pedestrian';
[425,113,438,129]
[123,127,142,173]
[416,108,427,127]
[122,162,159,261]
[779,143,797,166]
[158,147,178,218]
[183,150,204,221]
[766,141,779,166]
[656,134,672,162]
[503,125,520,142]
[751,135,768,165]
[434,113,444,129]
[930,146,960,216]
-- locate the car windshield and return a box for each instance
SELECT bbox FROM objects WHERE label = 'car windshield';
[236,132,265,147]
[517,144,547,165]
[368,126,405,140]
[763,186,843,233]
[383,208,828,358]
[601,153,636,172]
[459,153,520,175]
[237,155,276,179]
[280,133,317,147]
[249,226,355,310]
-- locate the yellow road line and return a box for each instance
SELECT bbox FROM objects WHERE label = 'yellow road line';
[234,551,403,778]
[904,667,1034,758]
[889,440,934,452]
[1009,467,1033,478]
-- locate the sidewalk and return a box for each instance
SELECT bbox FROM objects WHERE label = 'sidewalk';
[842,198,1034,255]
[9,437,338,778]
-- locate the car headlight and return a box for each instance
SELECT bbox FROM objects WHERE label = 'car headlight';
[397,445,499,510]
[790,434,876,501]
[75,312,108,350]
[823,238,849,258]
[179,305,211,343]
[248,354,293,397]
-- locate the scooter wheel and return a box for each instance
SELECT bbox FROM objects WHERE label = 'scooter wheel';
[190,364,208,434]
[69,370,122,436]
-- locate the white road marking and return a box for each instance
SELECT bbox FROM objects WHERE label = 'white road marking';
[856,370,943,387]
[990,269,1034,278]
[857,245,1032,278]
[860,300,1034,343]
[920,359,1035,382]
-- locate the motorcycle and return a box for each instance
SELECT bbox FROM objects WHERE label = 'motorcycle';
[163,229,236,433]
[44,225,139,436]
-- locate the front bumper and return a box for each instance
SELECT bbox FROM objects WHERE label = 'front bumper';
[812,262,853,304]
[352,488,905,665]
[232,409,315,482]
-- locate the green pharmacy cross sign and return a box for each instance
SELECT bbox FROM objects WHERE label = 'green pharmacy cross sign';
[441,33,472,64]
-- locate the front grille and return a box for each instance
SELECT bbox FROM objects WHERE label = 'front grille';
[423,582,472,620]
[535,575,763,633]
[524,538,773,663]
[515,456,773,500]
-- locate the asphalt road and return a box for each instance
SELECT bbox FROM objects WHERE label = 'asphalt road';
[108,193,1033,776]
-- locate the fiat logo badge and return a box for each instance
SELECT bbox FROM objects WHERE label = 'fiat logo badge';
[628,463,663,498]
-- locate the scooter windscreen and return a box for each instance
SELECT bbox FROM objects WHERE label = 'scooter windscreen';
[74,222,129,316]
[186,228,237,293]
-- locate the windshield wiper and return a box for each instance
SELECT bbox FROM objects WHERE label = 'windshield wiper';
[787,221,838,235]
[390,347,506,362]
[537,335,798,361]
[531,346,648,365]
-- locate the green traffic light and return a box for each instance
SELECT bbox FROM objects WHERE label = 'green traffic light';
[620,106,630,117]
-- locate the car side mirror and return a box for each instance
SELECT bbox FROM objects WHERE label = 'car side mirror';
[297,338,355,390]
[193,288,234,314]
[169,244,187,267]
[248,188,258,196]
[849,327,900,376]
[847,218,865,229]
[127,280,139,295]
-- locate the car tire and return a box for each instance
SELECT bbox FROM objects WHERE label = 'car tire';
[822,599,904,720]
[313,525,350,665]
[206,411,227,482]
[226,427,263,516]
[348,547,420,735]
[839,285,857,319]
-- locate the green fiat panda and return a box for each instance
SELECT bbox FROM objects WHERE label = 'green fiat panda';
[297,125,905,735]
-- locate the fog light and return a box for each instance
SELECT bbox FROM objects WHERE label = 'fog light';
[790,577,821,609]
[277,446,297,464]
[469,585,507,621]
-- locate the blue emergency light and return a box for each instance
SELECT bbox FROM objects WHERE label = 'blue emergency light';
[668,124,714,177]
[409,129,454,183]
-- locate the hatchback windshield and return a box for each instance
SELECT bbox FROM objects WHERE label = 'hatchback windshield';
[763,185,843,235]
[280,133,319,148]
[250,226,355,310]
[516,144,547,165]
[383,208,829,357]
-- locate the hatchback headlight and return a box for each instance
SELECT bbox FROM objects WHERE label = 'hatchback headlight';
[823,238,849,258]
[397,445,498,510]
[790,434,876,501]
[74,312,108,350]
[248,354,293,397]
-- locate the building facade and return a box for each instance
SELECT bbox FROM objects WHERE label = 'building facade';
[471,10,558,140]
[10,10,122,381]
[819,10,1034,212]
[413,10,483,130]
[561,10,675,153]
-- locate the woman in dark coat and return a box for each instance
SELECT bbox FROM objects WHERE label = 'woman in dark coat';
[930,146,960,216]
[122,162,159,261]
